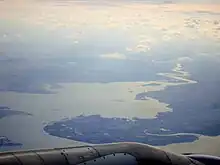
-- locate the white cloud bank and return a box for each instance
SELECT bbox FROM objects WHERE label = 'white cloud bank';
[177,56,193,62]
[100,53,127,60]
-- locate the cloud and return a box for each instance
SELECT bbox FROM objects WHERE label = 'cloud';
[177,56,193,62]
[136,44,151,52]
[100,53,127,60]
[126,45,150,53]
[67,61,77,65]
[126,40,151,53]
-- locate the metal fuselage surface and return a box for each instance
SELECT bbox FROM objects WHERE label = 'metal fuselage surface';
[0,142,208,165]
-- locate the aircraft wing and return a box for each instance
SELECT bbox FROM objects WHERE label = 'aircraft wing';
[0,142,218,165]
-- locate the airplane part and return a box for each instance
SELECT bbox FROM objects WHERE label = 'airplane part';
[186,154,220,165]
[0,142,216,165]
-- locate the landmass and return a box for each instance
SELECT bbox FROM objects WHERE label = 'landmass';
[44,115,198,146]
[0,57,172,94]
[142,83,161,87]
[0,106,31,149]
[0,136,22,148]
[44,60,220,146]
[0,106,32,119]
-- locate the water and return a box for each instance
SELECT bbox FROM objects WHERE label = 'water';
[0,81,170,150]
[0,0,220,154]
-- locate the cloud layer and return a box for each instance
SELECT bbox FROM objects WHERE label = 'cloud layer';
[100,53,127,60]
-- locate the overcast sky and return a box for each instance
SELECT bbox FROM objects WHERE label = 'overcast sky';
[0,0,220,92]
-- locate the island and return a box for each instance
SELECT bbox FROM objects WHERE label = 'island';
[44,59,220,146]
[0,136,22,148]
[0,106,31,149]
[0,106,31,119]
[44,115,198,146]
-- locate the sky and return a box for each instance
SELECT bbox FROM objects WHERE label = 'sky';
[1,0,220,154]
[0,0,220,92]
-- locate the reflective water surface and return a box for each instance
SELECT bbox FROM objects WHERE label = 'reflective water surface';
[0,0,220,155]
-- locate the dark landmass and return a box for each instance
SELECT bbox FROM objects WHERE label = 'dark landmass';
[143,86,220,136]
[0,136,22,147]
[0,106,30,148]
[0,56,172,94]
[134,82,220,139]
[44,71,220,145]
[142,58,220,137]
[142,83,161,87]
[0,106,32,119]
[135,92,150,100]
[135,57,220,139]
[44,115,198,146]
[44,57,220,145]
